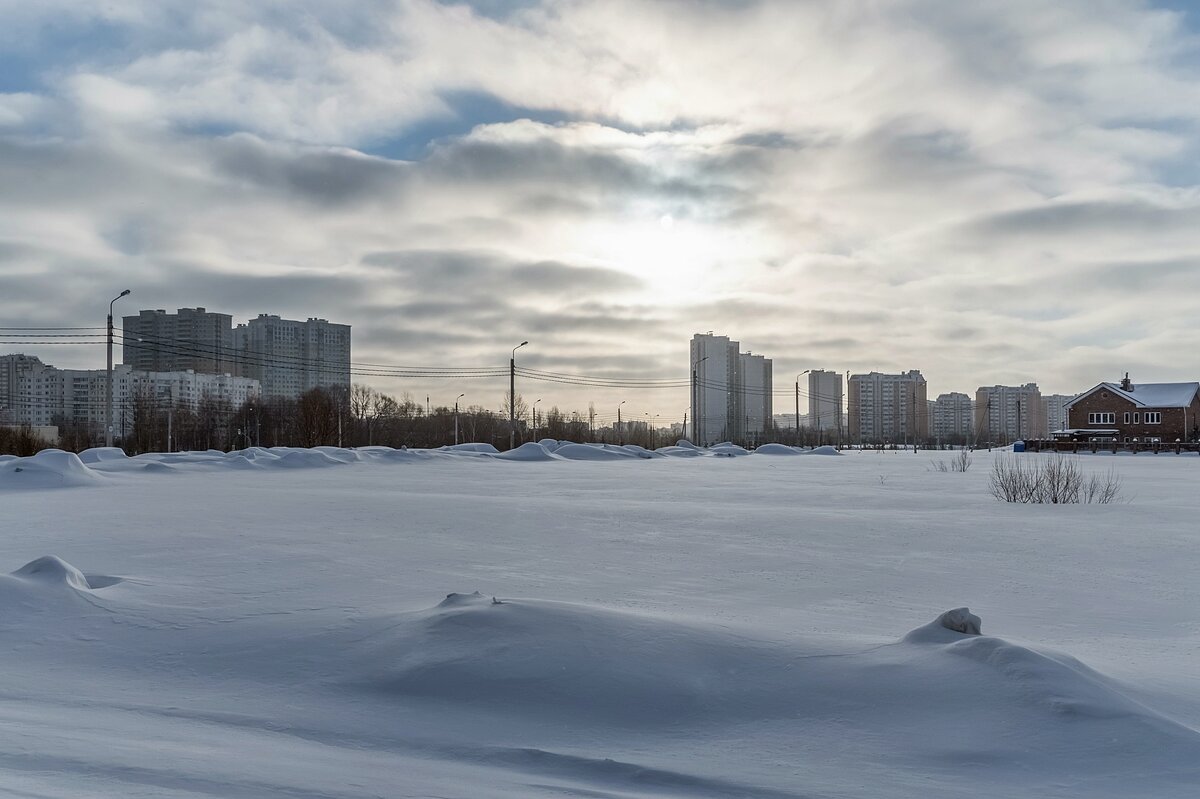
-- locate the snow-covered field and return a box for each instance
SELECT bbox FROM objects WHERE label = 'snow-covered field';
[1,443,1198,798]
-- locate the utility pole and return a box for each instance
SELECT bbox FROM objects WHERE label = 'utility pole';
[533,398,542,442]
[617,400,626,445]
[795,370,809,446]
[510,341,528,450]
[106,289,131,448]
[454,393,465,445]
[691,355,708,443]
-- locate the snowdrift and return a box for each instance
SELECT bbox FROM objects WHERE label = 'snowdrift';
[492,442,562,461]
[343,595,1200,770]
[0,449,104,488]
[753,443,802,455]
[554,443,639,461]
[1,443,853,484]
[0,556,124,604]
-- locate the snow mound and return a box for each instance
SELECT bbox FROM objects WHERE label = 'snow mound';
[351,594,791,723]
[944,635,1165,721]
[269,450,347,468]
[440,443,500,454]
[10,556,95,591]
[537,438,561,451]
[675,439,700,449]
[808,445,842,456]
[229,447,281,462]
[77,447,129,464]
[657,445,704,457]
[218,454,265,470]
[492,442,561,461]
[753,443,802,455]
[709,443,750,457]
[621,444,663,458]
[340,594,1200,770]
[554,443,638,461]
[903,607,983,643]
[313,446,362,463]
[0,449,103,488]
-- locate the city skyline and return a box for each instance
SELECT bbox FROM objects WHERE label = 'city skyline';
[4,2,1200,417]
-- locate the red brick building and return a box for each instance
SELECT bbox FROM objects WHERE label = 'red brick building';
[1066,376,1200,443]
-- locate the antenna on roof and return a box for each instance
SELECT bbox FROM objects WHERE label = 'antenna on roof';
[1121,372,1132,392]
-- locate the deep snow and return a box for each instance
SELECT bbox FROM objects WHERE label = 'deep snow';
[0,444,1198,797]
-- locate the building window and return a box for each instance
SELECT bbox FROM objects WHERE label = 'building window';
[1146,412,1162,424]
[1088,412,1115,425]
[1124,412,1131,424]
[1133,412,1140,423]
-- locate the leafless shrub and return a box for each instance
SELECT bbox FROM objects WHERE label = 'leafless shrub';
[990,454,1123,504]
[953,448,972,472]
[930,449,972,473]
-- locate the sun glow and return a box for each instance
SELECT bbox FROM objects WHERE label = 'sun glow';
[571,214,745,300]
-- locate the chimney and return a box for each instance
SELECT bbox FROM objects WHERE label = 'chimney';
[1120,372,1132,392]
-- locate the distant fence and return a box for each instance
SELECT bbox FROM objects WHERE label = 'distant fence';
[1023,439,1200,455]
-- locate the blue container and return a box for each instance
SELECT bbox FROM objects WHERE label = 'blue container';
[1013,441,1026,453]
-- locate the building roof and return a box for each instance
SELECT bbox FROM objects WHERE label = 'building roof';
[1067,381,1200,409]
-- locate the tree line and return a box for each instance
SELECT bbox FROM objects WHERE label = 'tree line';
[1,381,984,456]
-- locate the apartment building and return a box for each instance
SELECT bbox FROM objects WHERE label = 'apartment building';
[0,354,49,425]
[690,333,773,445]
[123,308,235,374]
[848,370,928,443]
[1,356,258,442]
[808,369,843,433]
[234,315,352,400]
[931,392,973,441]
[740,352,773,446]
[974,383,1046,442]
[1043,394,1072,435]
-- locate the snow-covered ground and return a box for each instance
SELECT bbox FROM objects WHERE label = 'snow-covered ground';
[1,444,1198,798]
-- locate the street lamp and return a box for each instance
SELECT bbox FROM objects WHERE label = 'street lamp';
[509,341,528,450]
[454,393,465,445]
[617,400,626,445]
[532,398,542,441]
[796,369,810,447]
[691,355,708,443]
[107,289,131,448]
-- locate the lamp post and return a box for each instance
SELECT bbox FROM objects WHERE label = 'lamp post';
[796,370,809,447]
[454,393,465,445]
[533,398,542,441]
[107,289,131,448]
[617,400,626,445]
[509,341,528,450]
[691,355,708,444]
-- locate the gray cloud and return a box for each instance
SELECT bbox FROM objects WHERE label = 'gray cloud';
[361,249,643,299]
[209,134,412,207]
[4,0,1200,411]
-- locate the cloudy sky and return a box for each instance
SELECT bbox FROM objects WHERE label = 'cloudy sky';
[3,0,1200,420]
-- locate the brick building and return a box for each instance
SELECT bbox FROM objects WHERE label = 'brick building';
[1066,375,1200,443]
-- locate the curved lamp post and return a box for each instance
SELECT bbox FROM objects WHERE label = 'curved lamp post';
[107,289,131,448]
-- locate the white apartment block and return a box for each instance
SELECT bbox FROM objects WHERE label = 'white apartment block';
[932,392,973,441]
[1,354,258,442]
[234,315,351,400]
[689,333,773,446]
[1043,394,1072,434]
[135,371,260,412]
[848,370,928,443]
[807,369,843,433]
[740,352,773,445]
[974,383,1046,442]
[1,353,49,425]
[691,333,741,445]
